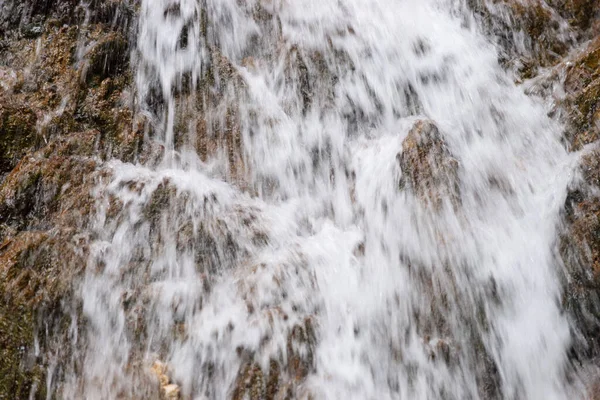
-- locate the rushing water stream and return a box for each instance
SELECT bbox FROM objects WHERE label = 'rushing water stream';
[61,0,584,398]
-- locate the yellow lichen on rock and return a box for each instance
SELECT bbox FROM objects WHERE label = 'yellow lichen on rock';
[150,360,180,399]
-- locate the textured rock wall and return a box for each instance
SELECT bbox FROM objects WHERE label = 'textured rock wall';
[0,0,138,397]
[1,0,600,398]
[465,1,600,369]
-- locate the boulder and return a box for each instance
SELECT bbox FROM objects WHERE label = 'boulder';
[397,119,460,209]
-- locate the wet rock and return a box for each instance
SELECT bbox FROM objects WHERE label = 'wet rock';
[562,37,600,150]
[232,317,316,399]
[0,231,49,398]
[150,360,180,399]
[0,0,141,397]
[0,0,134,37]
[163,383,180,399]
[78,74,139,162]
[142,178,175,225]
[232,363,266,400]
[0,146,98,232]
[423,336,453,365]
[265,359,281,400]
[560,149,600,359]
[547,0,600,35]
[193,49,248,186]
[86,0,136,30]
[85,32,129,83]
[0,227,91,398]
[508,0,569,65]
[0,0,79,36]
[467,0,571,78]
[20,22,44,39]
[397,119,460,209]
[584,367,600,400]
[0,102,37,176]
[286,319,316,381]
[0,19,138,161]
[0,128,105,398]
[151,360,170,387]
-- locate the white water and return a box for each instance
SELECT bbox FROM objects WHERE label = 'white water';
[64,0,583,398]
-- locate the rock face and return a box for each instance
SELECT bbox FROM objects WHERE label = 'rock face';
[397,120,460,209]
[562,37,600,150]
[0,0,138,396]
[230,318,317,400]
[1,0,600,398]
[468,0,599,79]
[465,0,600,371]
[0,140,99,397]
[561,149,600,359]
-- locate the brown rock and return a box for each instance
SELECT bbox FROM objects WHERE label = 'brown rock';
[0,101,38,175]
[547,0,600,35]
[467,0,571,79]
[286,319,316,381]
[562,37,600,150]
[560,149,600,358]
[397,119,460,209]
[85,32,129,83]
[232,362,266,400]
[230,318,316,400]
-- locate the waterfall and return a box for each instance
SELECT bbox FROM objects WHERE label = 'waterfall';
[65,0,582,398]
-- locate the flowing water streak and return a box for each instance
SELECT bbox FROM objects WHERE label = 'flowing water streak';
[70,0,582,398]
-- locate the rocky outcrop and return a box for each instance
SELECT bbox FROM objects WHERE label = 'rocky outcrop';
[562,37,600,150]
[517,5,600,370]
[397,119,460,209]
[231,318,317,400]
[468,0,599,80]
[0,0,138,396]
[465,0,600,370]
[0,132,99,397]
[1,0,600,398]
[560,150,600,359]
[0,0,135,38]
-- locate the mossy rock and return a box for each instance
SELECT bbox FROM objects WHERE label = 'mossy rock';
[86,32,129,84]
[565,38,600,93]
[0,232,53,400]
[0,302,45,400]
[0,228,87,399]
[468,0,572,79]
[86,0,136,30]
[547,0,599,33]
[508,1,553,39]
[0,145,98,233]
[0,0,67,35]
[575,79,600,124]
[560,149,600,358]
[558,37,600,150]
[0,103,37,175]
[76,73,139,162]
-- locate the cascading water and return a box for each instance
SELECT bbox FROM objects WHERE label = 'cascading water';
[61,0,586,398]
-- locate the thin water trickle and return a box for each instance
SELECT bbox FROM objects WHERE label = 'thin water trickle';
[67,0,582,398]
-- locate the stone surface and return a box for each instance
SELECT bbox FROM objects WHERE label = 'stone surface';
[163,383,180,399]
[0,1,138,396]
[397,119,460,209]
[560,150,600,359]
[1,0,600,398]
